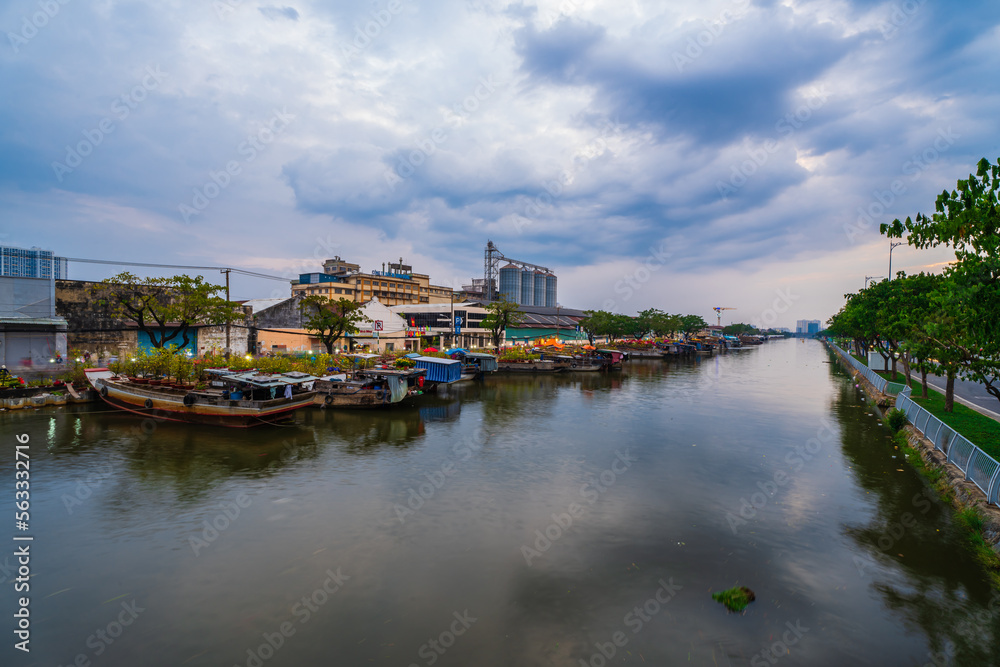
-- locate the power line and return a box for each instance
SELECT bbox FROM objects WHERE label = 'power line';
[62,257,293,282]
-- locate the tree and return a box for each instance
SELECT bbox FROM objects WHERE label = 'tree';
[482,296,524,348]
[679,314,708,337]
[91,272,240,353]
[578,311,604,344]
[299,296,367,354]
[888,272,942,391]
[636,309,683,338]
[883,157,1000,409]
[722,323,759,336]
[635,308,661,339]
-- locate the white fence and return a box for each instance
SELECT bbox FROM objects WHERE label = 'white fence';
[895,386,1000,505]
[830,341,1000,505]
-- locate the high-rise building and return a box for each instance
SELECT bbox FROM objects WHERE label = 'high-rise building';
[796,319,822,334]
[1,245,67,279]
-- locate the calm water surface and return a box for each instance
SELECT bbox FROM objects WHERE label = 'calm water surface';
[2,339,999,666]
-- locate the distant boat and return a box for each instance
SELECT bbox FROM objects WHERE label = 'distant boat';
[314,367,427,408]
[497,359,561,373]
[449,351,499,381]
[84,368,318,428]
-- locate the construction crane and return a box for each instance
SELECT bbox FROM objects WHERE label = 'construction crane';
[713,307,736,327]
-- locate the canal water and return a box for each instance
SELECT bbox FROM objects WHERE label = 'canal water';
[2,338,999,666]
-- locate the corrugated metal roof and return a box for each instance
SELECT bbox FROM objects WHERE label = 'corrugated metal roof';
[0,316,68,326]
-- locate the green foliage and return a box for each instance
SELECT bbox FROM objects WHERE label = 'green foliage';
[722,323,759,335]
[881,157,1000,408]
[885,408,909,433]
[889,376,1000,461]
[299,296,367,354]
[498,348,540,362]
[580,310,700,343]
[483,296,525,348]
[711,586,755,612]
[91,272,240,352]
[679,314,708,335]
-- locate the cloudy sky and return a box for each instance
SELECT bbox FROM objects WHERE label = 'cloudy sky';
[2,0,998,327]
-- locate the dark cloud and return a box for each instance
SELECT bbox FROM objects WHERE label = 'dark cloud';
[1,0,999,318]
[513,10,857,145]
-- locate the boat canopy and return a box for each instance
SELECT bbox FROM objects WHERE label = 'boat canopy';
[208,370,320,387]
[413,356,462,383]
[463,352,498,372]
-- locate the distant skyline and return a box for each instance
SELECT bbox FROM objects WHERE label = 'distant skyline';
[3,0,997,328]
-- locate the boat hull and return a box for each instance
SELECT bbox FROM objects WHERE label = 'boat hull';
[86,370,316,428]
[315,387,400,408]
[497,361,561,373]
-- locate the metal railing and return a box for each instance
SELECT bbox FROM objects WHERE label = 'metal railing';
[884,382,907,396]
[830,342,887,393]
[895,385,1000,505]
[829,341,999,505]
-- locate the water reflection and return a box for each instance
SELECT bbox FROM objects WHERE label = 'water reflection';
[3,341,1000,667]
[832,365,1000,665]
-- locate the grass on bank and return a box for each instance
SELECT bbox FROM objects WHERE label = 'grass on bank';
[873,372,1000,460]
[838,347,1000,457]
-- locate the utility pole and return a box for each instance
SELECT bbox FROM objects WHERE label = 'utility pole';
[889,241,903,280]
[222,268,231,358]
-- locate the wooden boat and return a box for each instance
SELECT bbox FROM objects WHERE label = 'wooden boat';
[413,355,467,390]
[539,353,602,372]
[314,367,427,408]
[447,351,499,382]
[593,350,625,370]
[85,368,318,428]
[620,348,661,358]
[497,359,560,373]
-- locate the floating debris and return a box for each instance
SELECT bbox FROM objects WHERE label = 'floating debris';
[711,586,756,612]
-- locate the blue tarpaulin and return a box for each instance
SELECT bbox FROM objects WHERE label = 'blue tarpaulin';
[414,356,462,383]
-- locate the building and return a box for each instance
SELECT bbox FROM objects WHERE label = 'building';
[483,241,557,306]
[795,320,822,335]
[1,245,68,279]
[55,280,252,357]
[504,304,588,344]
[291,256,454,306]
[351,299,411,352]
[1,276,69,375]
[390,302,494,349]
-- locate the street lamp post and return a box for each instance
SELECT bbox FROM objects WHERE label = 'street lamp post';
[864,275,884,289]
[889,241,903,280]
